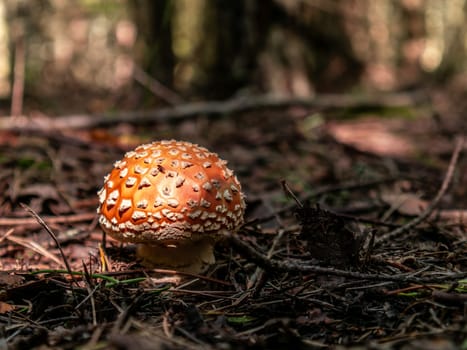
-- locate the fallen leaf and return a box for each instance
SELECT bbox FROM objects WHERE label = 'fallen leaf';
[382,192,467,223]
[326,118,415,157]
[296,204,362,266]
[381,192,427,216]
[0,301,15,314]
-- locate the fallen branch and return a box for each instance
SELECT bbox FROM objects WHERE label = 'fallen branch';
[223,231,466,284]
[0,92,427,131]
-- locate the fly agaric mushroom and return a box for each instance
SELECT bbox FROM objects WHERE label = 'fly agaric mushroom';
[97,140,245,272]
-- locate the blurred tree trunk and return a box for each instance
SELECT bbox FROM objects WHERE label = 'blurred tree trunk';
[0,0,10,98]
[130,0,364,98]
[129,0,175,87]
[192,1,271,97]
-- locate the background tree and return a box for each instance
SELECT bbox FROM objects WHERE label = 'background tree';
[1,0,467,109]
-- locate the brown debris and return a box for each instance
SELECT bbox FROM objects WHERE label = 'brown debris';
[295,203,363,266]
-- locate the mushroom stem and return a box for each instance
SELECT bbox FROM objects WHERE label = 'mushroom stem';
[136,238,216,273]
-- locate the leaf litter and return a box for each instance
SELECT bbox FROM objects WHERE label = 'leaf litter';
[0,106,465,349]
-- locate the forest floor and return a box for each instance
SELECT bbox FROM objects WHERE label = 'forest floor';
[0,89,465,349]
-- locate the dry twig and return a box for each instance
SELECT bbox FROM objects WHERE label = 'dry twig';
[0,212,96,227]
[6,234,63,266]
[20,203,74,278]
[375,136,464,246]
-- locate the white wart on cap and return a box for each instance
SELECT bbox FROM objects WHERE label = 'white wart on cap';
[97,140,245,272]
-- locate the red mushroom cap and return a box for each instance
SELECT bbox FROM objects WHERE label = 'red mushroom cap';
[97,140,245,246]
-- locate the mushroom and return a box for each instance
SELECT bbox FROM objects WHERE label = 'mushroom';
[97,140,246,273]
